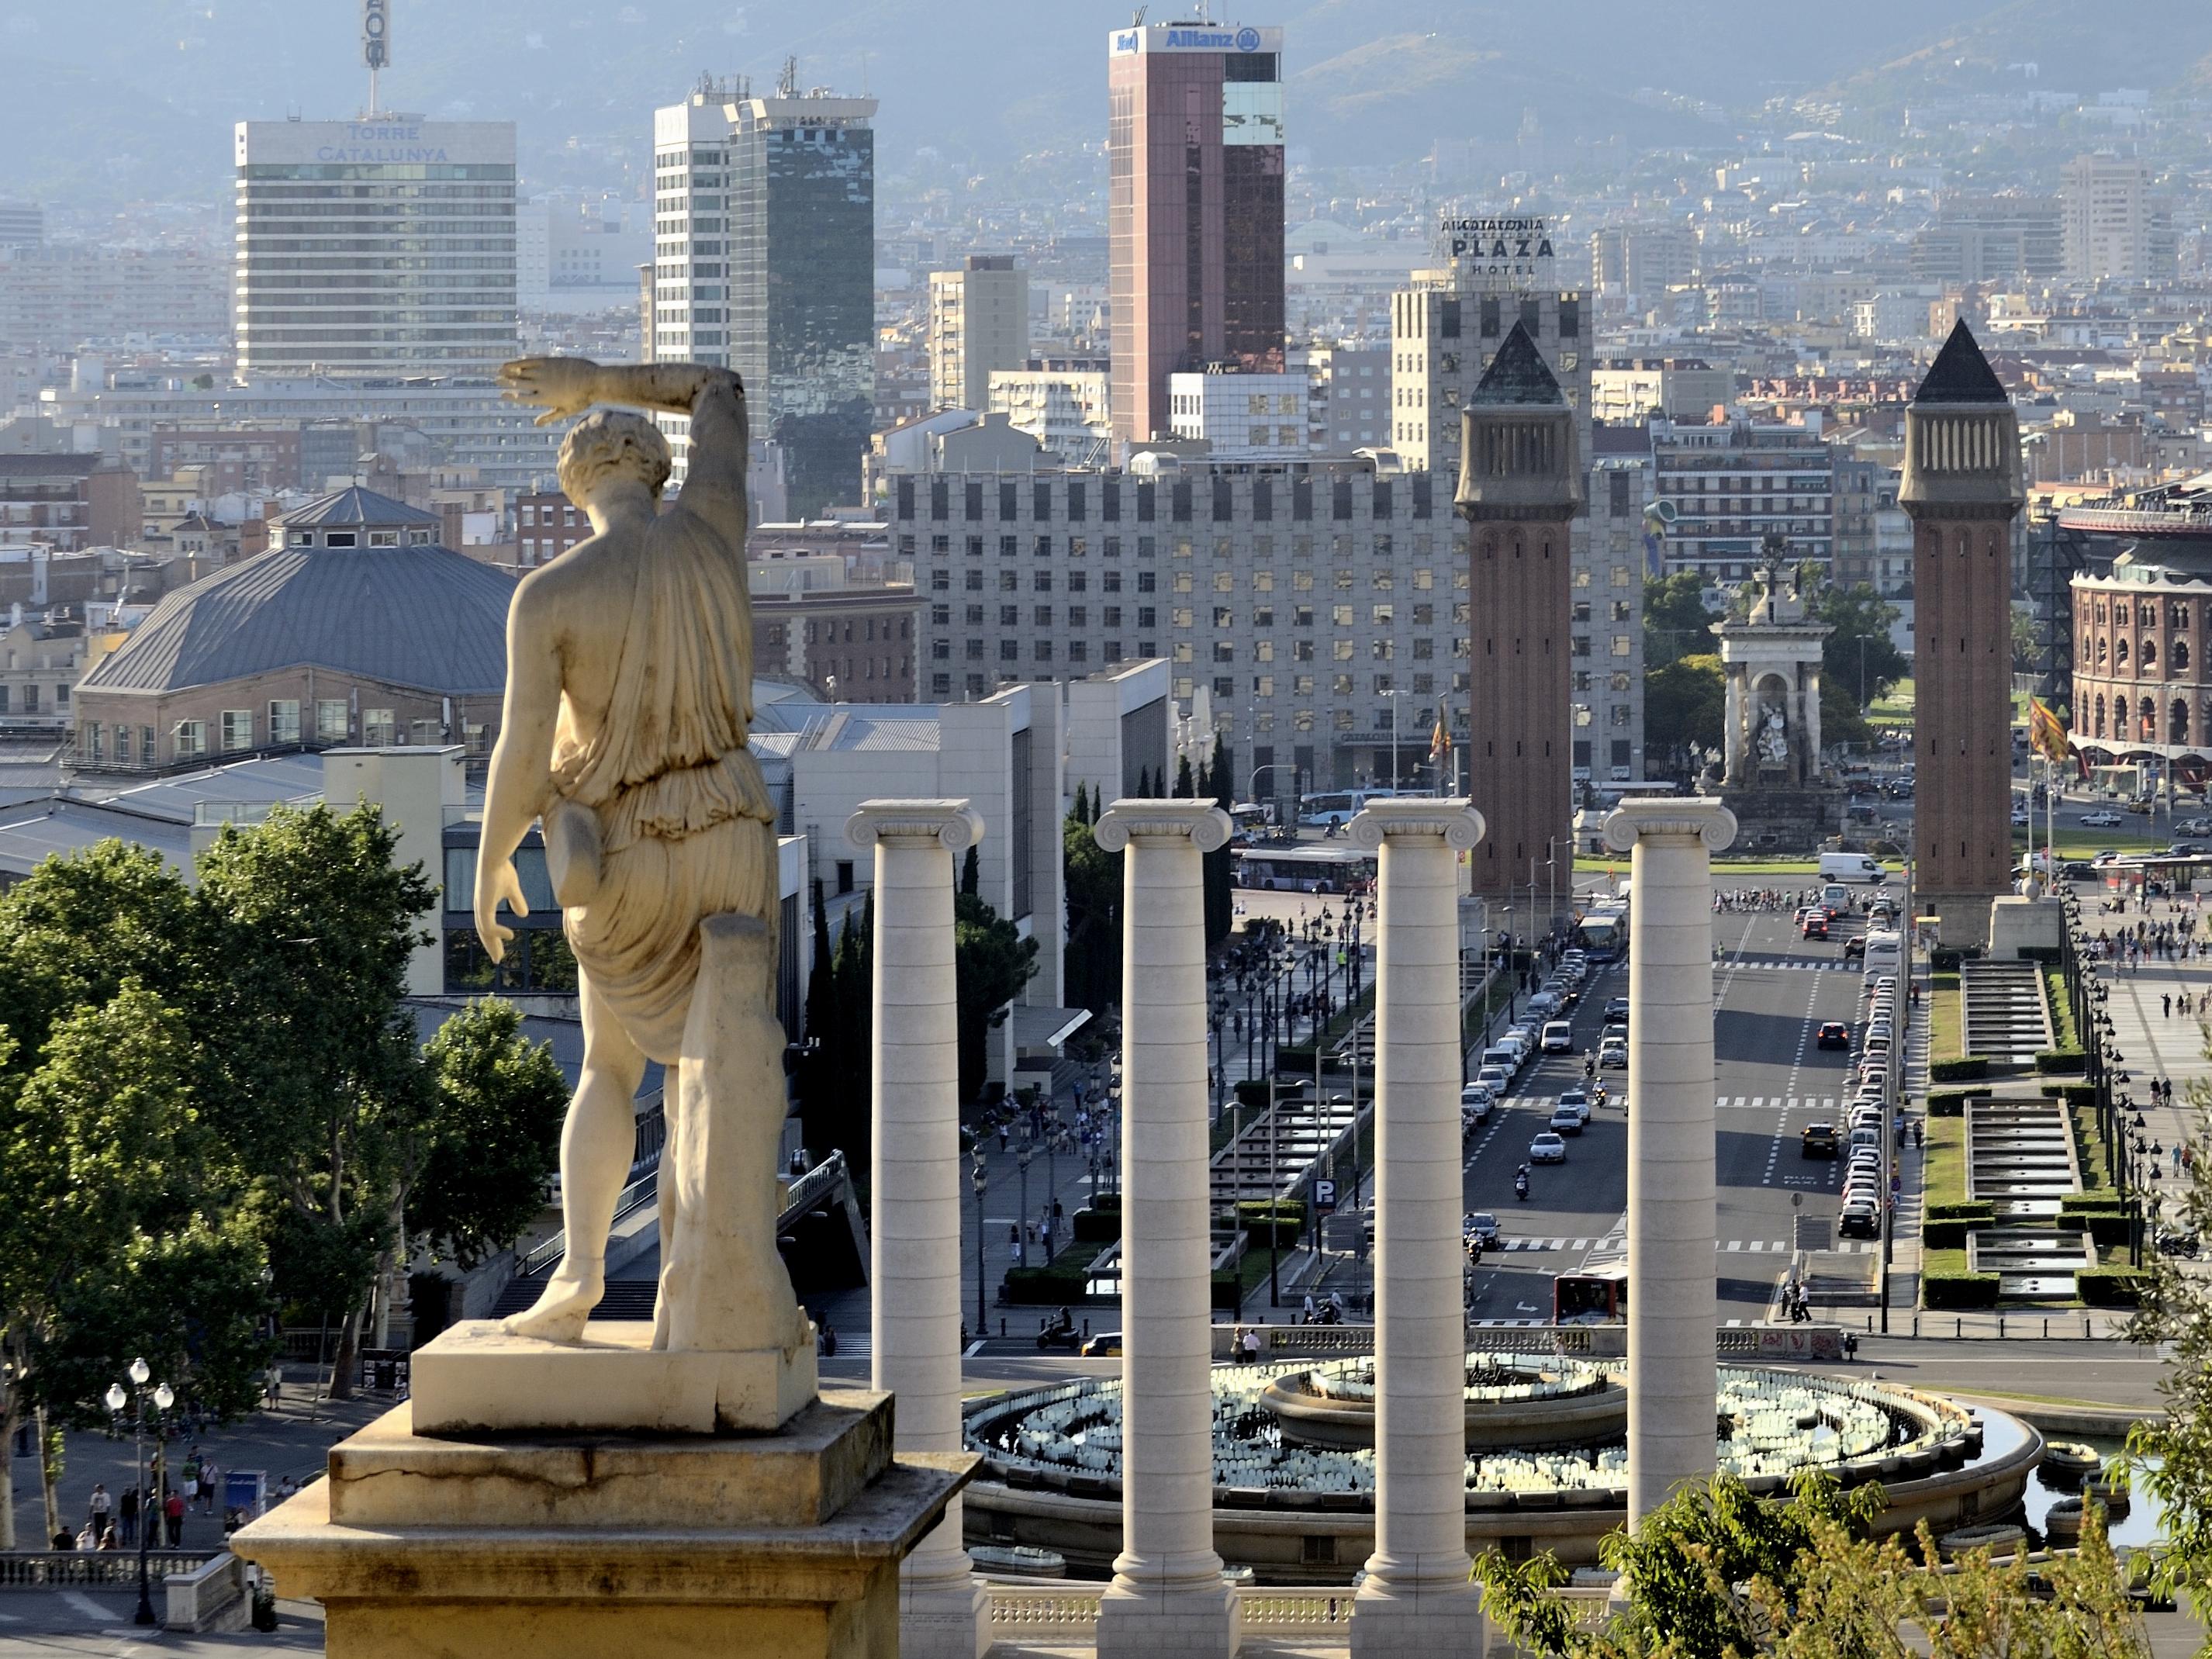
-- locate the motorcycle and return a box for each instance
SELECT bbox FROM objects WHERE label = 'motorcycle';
[1514,1169,1531,1201]
[2157,1228,2200,1259]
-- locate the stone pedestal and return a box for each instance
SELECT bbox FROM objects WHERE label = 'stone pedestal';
[233,1390,973,1659]
[1603,799,1737,1528]
[849,800,990,1659]
[1093,800,1241,1659]
[1347,800,1486,1659]
[1988,895,2064,960]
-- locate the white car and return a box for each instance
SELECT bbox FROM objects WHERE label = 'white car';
[1529,1132,1567,1164]
[1459,1084,1494,1125]
[1475,1065,1511,1095]
[1540,1019,1575,1054]
[1599,1039,1628,1069]
[2080,810,2125,828]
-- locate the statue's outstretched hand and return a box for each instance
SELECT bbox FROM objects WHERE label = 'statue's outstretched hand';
[499,357,602,427]
[474,856,530,963]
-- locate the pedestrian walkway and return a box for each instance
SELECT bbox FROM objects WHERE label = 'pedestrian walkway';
[2094,940,2212,1209]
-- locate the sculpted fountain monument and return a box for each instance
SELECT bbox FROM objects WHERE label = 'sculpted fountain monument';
[1706,539,1844,852]
[233,360,970,1659]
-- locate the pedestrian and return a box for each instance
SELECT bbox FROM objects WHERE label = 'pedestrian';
[88,1481,110,1540]
[2165,993,2173,1018]
[199,1456,220,1516]
[265,1365,284,1411]
[119,1483,138,1547]
[164,1485,185,1546]
[1301,1291,1316,1325]
[182,1447,202,1508]
[997,1125,1009,1153]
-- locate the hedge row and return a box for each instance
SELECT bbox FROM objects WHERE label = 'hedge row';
[2040,1083,2098,1108]
[2034,1048,2089,1075]
[1927,1089,1989,1118]
[1930,1057,1991,1082]
[1070,1206,1122,1243]
[1930,945,1986,972]
[1925,1271,2001,1309]
[2079,1267,2151,1308]
[1927,1199,1996,1224]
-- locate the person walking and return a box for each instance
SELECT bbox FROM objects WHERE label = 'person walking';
[119,1483,138,1547]
[198,1455,221,1516]
[88,1482,110,1541]
[164,1484,185,1547]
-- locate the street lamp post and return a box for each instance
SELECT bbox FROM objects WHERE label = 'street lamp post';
[1017,1135,1034,1270]
[105,1360,173,1626]
[1381,690,1410,793]
[970,1153,988,1339]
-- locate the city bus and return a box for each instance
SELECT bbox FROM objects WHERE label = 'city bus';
[1552,1263,1628,1324]
[1296,789,1398,830]
[1232,845,1378,894]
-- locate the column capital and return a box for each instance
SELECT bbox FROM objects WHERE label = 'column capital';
[1346,796,1484,851]
[1602,797,1738,855]
[1094,799,1231,855]
[846,799,985,852]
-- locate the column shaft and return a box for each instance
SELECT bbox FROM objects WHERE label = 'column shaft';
[852,802,988,1659]
[1350,802,1484,1659]
[1094,801,1238,1659]
[1723,673,1744,783]
[1605,800,1735,1529]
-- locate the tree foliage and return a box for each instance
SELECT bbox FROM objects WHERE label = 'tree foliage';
[1812,579,1909,708]
[407,999,570,1269]
[1064,790,1122,1018]
[955,889,1038,1105]
[1478,1473,2145,1659]
[1644,572,1717,670]
[1645,654,1727,771]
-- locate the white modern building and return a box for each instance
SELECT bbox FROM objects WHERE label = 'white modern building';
[1168,369,1308,460]
[989,366,1111,462]
[1298,341,1389,453]
[233,118,519,378]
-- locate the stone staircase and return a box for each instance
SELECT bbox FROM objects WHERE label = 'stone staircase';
[1959,959,2052,1065]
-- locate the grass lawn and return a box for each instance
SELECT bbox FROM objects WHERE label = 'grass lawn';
[1927,1112,1966,1209]
[2013,825,2167,859]
[2071,1102,2113,1192]
[1868,678,1915,728]
[1574,855,1823,874]
[2043,965,2079,1050]
[1928,970,1962,1062]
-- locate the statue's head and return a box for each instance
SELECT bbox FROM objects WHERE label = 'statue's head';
[558,410,672,507]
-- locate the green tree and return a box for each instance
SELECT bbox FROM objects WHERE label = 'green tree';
[2012,602,2042,675]
[1643,571,1716,669]
[405,999,568,1270]
[1644,653,1727,771]
[1813,580,1909,708]
[1205,734,1234,949]
[194,802,436,1398]
[1064,804,1122,1017]
[2127,1084,2212,1629]
[955,890,1039,1104]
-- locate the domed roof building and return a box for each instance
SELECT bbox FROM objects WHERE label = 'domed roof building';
[74,487,515,772]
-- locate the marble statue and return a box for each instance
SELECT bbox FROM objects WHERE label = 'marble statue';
[1757,704,1789,767]
[475,357,802,1358]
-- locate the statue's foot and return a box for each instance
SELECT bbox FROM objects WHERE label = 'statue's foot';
[501,1266,605,1343]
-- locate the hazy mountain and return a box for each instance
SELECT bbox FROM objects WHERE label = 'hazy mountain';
[0,0,2172,213]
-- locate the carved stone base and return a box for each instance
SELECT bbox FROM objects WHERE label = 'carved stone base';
[410,1319,818,1436]
[233,1390,973,1659]
[1095,1579,1243,1659]
[1716,784,1844,855]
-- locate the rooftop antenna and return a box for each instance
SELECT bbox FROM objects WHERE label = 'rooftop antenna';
[778,54,798,99]
[1132,5,1147,22]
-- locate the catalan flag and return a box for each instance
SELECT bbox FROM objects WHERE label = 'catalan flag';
[2027,696,2072,768]
[1429,718,1452,764]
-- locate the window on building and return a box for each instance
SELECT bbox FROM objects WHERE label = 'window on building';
[175,720,206,760]
[269,700,301,744]
[363,708,396,745]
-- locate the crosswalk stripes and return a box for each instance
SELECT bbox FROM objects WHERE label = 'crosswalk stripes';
[1716,1095,1840,1111]
[1485,1236,1872,1255]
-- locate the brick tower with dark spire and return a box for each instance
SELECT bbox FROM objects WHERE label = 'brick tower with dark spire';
[1900,320,2024,945]
[1457,323,1584,923]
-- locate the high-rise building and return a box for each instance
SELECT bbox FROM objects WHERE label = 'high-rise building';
[233,119,518,378]
[1911,196,2062,286]
[1392,219,1642,781]
[652,76,877,517]
[2062,154,2154,282]
[1900,322,2023,947]
[928,255,1028,412]
[0,203,42,250]
[1107,21,1286,450]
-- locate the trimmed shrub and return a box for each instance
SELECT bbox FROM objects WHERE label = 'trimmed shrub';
[1070,1205,1122,1243]
[1001,1258,1104,1305]
[1927,1199,1996,1224]
[1237,1198,1307,1247]
[2079,1267,2150,1308]
[1930,1057,1990,1082]
[1924,1271,2001,1310]
[2059,1192,2125,1215]
[2034,1048,2088,1075]
[1233,1079,1272,1109]
[1924,1218,1974,1250]
[1927,1089,1988,1118]
[2039,1083,2098,1108]
[2017,945,2062,964]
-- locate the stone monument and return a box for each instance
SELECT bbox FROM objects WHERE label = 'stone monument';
[1707,541,1842,852]
[233,361,972,1659]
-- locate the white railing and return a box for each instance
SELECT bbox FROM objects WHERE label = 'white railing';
[983,1581,1617,1640]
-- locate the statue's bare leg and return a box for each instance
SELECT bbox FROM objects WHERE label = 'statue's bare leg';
[503,973,648,1343]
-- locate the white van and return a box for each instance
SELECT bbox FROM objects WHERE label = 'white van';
[1820,852,1888,884]
[1540,1019,1575,1053]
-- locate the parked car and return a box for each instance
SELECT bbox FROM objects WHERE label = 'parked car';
[1475,1065,1511,1095]
[1528,1132,1567,1164]
[1839,1204,1882,1239]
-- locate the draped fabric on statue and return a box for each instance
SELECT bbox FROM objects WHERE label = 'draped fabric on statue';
[551,505,776,1064]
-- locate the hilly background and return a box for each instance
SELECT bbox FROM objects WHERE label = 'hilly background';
[6,0,2212,212]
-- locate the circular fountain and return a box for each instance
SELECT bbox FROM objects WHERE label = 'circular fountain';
[961,1353,2041,1581]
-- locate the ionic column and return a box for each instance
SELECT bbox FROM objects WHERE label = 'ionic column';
[848,800,990,1659]
[1723,672,1746,783]
[1802,666,1823,780]
[1348,799,1486,1659]
[1094,799,1239,1659]
[1602,799,1736,1527]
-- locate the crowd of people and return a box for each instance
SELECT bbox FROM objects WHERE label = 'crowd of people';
[44,1445,289,1552]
